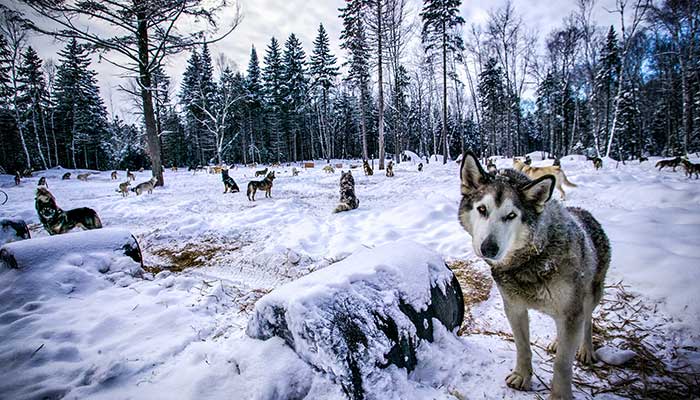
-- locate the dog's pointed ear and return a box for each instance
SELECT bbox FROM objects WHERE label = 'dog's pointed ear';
[520,175,555,213]
[460,151,489,195]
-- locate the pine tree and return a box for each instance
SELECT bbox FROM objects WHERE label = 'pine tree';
[339,0,371,160]
[53,39,108,169]
[593,26,620,156]
[245,45,263,163]
[421,0,465,164]
[17,46,49,169]
[263,37,285,162]
[282,34,308,161]
[310,23,340,161]
[478,58,506,157]
[180,49,204,165]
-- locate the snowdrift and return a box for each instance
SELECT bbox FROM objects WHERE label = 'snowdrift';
[246,240,464,399]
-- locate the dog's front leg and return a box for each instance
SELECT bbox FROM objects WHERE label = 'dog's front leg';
[550,316,583,400]
[503,299,532,391]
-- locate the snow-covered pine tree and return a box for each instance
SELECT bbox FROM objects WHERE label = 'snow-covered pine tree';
[310,23,340,162]
[282,34,308,161]
[263,37,286,162]
[478,58,506,157]
[420,0,465,164]
[339,0,371,161]
[593,26,620,156]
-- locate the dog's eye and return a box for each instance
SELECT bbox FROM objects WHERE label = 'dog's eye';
[477,205,488,216]
[504,212,518,222]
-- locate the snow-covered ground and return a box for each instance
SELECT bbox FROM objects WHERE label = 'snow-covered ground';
[1,155,699,399]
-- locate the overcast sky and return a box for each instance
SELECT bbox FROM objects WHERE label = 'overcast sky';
[18,0,620,123]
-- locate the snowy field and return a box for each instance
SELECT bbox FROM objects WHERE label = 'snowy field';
[1,154,699,399]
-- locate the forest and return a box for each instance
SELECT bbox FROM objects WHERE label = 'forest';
[0,0,698,176]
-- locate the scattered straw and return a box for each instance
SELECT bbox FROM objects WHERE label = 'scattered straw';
[447,259,493,335]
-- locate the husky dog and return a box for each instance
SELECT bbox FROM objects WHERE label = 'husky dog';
[111,171,118,180]
[22,168,33,177]
[255,167,269,177]
[131,177,156,195]
[222,168,240,193]
[14,172,20,185]
[513,159,577,200]
[363,160,373,176]
[334,171,359,213]
[458,151,610,400]
[62,172,71,180]
[77,173,90,181]
[171,166,178,172]
[35,187,102,235]
[323,165,335,174]
[681,159,700,179]
[418,162,423,172]
[247,171,276,201]
[116,181,131,197]
[38,177,47,187]
[655,156,682,171]
[386,161,394,177]
[138,167,145,172]
[586,155,602,170]
[524,155,532,165]
[271,162,281,168]
[292,167,299,176]
[126,169,136,181]
[486,161,498,175]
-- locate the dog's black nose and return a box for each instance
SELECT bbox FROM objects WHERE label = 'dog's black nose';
[481,237,500,259]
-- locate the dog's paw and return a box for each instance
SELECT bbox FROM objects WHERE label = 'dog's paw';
[576,345,598,365]
[547,339,558,354]
[505,371,531,391]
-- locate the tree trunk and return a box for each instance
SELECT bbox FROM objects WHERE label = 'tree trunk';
[136,10,163,186]
[360,86,368,160]
[442,20,448,164]
[376,0,385,170]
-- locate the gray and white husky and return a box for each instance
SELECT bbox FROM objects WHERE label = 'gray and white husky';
[457,151,610,400]
[334,171,359,213]
[131,177,156,195]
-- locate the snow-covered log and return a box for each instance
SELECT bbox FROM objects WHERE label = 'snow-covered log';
[0,219,30,245]
[0,228,142,270]
[246,241,464,399]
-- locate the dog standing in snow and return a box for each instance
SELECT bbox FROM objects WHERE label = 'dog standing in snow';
[458,151,610,400]
[513,158,577,200]
[247,171,276,201]
[35,187,102,235]
[334,170,359,213]
[131,177,156,195]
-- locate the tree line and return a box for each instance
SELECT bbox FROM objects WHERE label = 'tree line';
[1,0,698,179]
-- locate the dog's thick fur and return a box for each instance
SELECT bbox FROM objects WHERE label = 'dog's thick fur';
[131,178,156,195]
[458,151,610,400]
[255,167,268,177]
[334,171,359,213]
[38,177,47,187]
[247,171,275,201]
[386,161,394,177]
[655,156,682,171]
[111,171,118,180]
[513,159,577,200]
[116,181,131,197]
[681,159,700,179]
[222,168,240,193]
[62,172,71,180]
[292,167,299,176]
[363,160,373,176]
[35,187,102,235]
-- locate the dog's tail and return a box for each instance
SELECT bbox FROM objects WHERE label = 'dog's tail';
[246,182,254,200]
[559,170,577,187]
[334,203,352,213]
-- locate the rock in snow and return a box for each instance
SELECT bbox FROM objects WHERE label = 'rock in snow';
[246,240,464,399]
[596,346,637,366]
